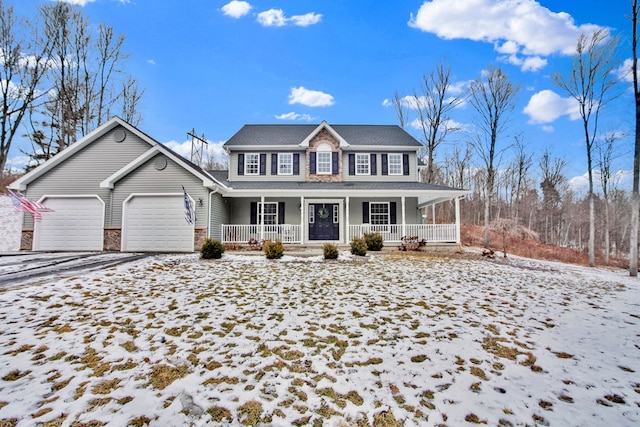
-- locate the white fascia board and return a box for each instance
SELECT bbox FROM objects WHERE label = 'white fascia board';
[299,121,349,148]
[100,147,160,189]
[230,145,303,151]
[224,188,468,200]
[341,145,420,152]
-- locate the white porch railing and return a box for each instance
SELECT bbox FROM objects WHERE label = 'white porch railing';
[221,224,302,244]
[349,224,458,243]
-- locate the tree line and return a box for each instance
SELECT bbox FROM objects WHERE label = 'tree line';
[0,0,143,173]
[394,6,640,274]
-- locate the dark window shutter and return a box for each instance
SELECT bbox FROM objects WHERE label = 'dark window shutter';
[309,152,316,174]
[349,154,355,175]
[362,202,369,224]
[403,154,410,175]
[381,154,388,175]
[271,153,278,175]
[293,153,300,175]
[278,202,285,224]
[238,153,245,175]
[390,202,397,224]
[260,154,267,175]
[250,202,257,224]
[370,154,377,175]
[332,152,339,174]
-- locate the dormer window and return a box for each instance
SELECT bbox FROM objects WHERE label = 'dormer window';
[316,144,332,175]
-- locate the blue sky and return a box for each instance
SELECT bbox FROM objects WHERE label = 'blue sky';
[7,0,635,191]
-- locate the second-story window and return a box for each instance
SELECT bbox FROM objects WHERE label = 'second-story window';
[278,153,293,175]
[245,153,260,175]
[316,144,332,174]
[388,154,402,175]
[356,153,370,175]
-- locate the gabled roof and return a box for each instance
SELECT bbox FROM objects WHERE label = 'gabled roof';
[223,122,422,148]
[9,116,227,192]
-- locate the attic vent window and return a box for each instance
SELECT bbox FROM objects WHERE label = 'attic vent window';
[113,129,126,142]
[154,156,167,170]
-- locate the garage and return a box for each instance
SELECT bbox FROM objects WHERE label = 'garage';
[122,194,194,252]
[33,196,105,251]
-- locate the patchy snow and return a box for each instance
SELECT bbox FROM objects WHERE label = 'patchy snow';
[0,196,21,252]
[0,251,638,426]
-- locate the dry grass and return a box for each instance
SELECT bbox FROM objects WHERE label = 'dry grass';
[147,364,190,390]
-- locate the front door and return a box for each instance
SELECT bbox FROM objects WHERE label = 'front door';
[309,203,339,240]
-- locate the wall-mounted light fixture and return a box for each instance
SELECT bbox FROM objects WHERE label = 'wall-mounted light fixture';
[198,198,204,206]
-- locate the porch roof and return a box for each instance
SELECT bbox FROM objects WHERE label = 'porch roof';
[214,179,468,200]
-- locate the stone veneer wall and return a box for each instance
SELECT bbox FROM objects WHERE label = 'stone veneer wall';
[194,227,207,252]
[306,128,343,183]
[20,230,33,251]
[104,228,121,251]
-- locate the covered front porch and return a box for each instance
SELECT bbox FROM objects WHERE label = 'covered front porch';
[218,193,464,246]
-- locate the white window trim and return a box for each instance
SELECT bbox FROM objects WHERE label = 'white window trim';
[369,202,390,225]
[316,151,333,175]
[257,201,278,225]
[388,153,402,176]
[355,153,370,176]
[245,153,260,176]
[278,153,293,175]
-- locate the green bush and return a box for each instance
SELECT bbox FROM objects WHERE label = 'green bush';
[364,232,384,251]
[323,243,339,260]
[201,238,225,259]
[350,236,367,256]
[264,240,284,259]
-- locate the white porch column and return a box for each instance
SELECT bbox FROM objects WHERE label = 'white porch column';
[401,196,406,238]
[346,196,350,243]
[300,196,304,244]
[260,195,265,240]
[432,204,436,225]
[455,196,461,244]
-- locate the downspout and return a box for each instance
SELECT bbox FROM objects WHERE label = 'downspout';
[401,196,406,239]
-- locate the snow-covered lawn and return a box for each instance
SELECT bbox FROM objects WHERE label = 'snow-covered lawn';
[0,251,638,426]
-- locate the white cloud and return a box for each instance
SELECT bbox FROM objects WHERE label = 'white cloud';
[275,112,314,121]
[523,89,580,124]
[288,86,334,107]
[257,9,287,27]
[409,0,605,72]
[57,0,97,5]
[616,58,633,83]
[257,9,322,27]
[289,12,323,27]
[146,59,156,65]
[541,125,555,133]
[222,1,252,19]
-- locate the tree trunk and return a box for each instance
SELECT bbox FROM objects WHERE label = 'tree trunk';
[631,194,639,275]
[589,193,595,267]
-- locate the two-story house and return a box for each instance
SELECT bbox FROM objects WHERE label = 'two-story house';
[9,117,467,252]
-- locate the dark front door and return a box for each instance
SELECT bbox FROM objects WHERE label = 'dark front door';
[309,203,339,240]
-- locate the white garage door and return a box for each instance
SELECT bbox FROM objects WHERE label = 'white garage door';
[34,196,104,251]
[122,195,194,252]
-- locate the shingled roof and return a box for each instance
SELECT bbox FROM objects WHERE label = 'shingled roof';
[223,123,422,147]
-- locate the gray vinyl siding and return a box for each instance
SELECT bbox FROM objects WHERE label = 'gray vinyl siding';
[348,197,420,225]
[23,127,151,228]
[342,151,419,182]
[228,150,307,182]
[209,192,228,240]
[111,154,209,227]
[228,197,302,225]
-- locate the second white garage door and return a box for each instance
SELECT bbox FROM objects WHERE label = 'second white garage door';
[33,196,104,251]
[122,194,194,252]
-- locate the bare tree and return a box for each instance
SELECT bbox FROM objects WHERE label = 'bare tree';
[629,0,640,276]
[509,136,534,224]
[538,148,567,245]
[596,132,621,265]
[469,65,520,248]
[553,29,621,266]
[390,90,408,129]
[413,62,466,183]
[0,0,53,173]
[25,1,143,165]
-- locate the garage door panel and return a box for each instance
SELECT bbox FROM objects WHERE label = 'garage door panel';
[123,195,193,252]
[34,197,104,251]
